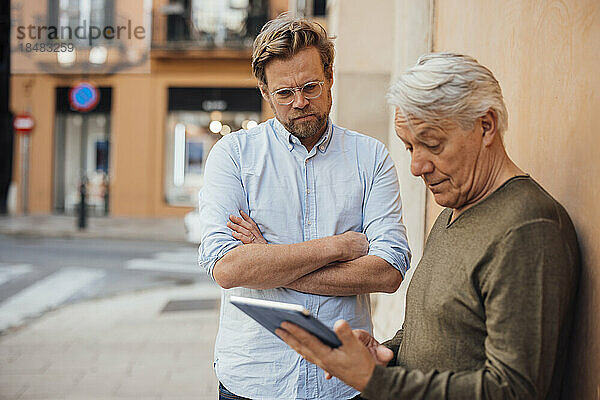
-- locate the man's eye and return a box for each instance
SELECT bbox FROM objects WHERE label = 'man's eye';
[426,144,440,151]
[303,83,319,93]
[276,90,294,99]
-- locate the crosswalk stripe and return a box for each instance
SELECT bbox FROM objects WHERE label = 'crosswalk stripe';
[0,264,33,286]
[154,250,198,264]
[0,267,105,330]
[125,258,202,274]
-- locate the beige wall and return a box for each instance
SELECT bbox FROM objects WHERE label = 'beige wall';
[11,76,55,213]
[109,75,154,216]
[328,0,394,146]
[376,0,432,341]
[432,1,599,398]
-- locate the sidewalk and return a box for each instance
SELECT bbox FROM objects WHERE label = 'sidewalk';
[0,282,221,400]
[0,214,188,243]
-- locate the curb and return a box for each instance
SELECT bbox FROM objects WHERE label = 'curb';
[0,228,192,244]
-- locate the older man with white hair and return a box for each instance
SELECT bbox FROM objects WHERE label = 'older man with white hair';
[276,53,581,400]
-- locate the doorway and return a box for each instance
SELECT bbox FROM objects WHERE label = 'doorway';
[53,87,112,216]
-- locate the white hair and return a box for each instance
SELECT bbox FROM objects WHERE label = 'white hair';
[387,53,508,135]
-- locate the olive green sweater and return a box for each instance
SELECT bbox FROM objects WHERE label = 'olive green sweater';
[362,176,580,400]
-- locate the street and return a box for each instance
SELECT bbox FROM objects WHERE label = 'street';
[0,234,221,399]
[0,235,211,332]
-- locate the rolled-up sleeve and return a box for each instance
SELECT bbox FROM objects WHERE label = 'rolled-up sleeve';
[363,144,411,276]
[198,136,246,281]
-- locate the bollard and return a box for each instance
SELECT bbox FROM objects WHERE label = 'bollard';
[78,177,87,230]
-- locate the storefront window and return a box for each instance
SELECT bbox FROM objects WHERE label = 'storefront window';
[164,87,262,206]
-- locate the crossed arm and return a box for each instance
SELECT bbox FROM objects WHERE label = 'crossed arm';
[201,136,407,296]
[213,211,402,295]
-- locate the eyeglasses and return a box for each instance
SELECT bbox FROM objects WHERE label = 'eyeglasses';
[270,81,325,106]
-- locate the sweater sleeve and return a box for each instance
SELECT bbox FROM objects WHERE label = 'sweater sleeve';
[361,220,578,400]
[382,329,403,367]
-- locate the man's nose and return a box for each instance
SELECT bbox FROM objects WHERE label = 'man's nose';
[291,90,309,109]
[410,150,434,177]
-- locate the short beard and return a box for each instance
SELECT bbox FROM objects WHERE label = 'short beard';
[284,112,328,139]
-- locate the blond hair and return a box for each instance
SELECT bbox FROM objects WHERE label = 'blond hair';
[252,13,335,86]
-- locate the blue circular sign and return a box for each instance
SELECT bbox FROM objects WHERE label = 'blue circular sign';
[69,82,100,112]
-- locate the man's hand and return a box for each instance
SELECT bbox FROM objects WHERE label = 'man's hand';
[321,329,393,379]
[350,330,394,366]
[335,231,369,261]
[275,320,393,392]
[227,211,267,244]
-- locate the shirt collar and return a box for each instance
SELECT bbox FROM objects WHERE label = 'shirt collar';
[315,120,333,153]
[272,118,333,153]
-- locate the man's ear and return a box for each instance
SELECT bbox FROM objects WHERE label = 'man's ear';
[325,65,334,86]
[481,109,498,146]
[258,82,269,101]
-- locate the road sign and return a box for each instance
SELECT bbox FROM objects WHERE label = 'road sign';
[13,114,35,134]
[69,82,100,112]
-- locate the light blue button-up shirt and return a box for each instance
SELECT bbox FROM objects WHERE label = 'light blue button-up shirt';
[199,118,410,400]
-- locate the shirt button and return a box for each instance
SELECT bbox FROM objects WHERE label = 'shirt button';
[307,220,312,225]
[288,144,293,150]
[319,145,325,151]
[306,188,310,194]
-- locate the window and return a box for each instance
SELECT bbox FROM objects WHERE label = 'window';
[48,0,114,46]
[164,87,262,206]
[160,0,268,47]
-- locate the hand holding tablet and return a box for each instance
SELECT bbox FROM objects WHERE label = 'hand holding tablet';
[230,296,342,348]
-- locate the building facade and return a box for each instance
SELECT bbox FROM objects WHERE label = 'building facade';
[9,0,297,217]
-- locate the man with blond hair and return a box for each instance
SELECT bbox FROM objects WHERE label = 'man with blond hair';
[198,14,411,400]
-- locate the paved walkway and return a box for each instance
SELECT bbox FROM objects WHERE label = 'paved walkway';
[0,282,221,400]
[0,214,188,243]
[0,214,222,399]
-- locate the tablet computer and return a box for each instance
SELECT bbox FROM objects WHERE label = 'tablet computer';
[230,296,342,348]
